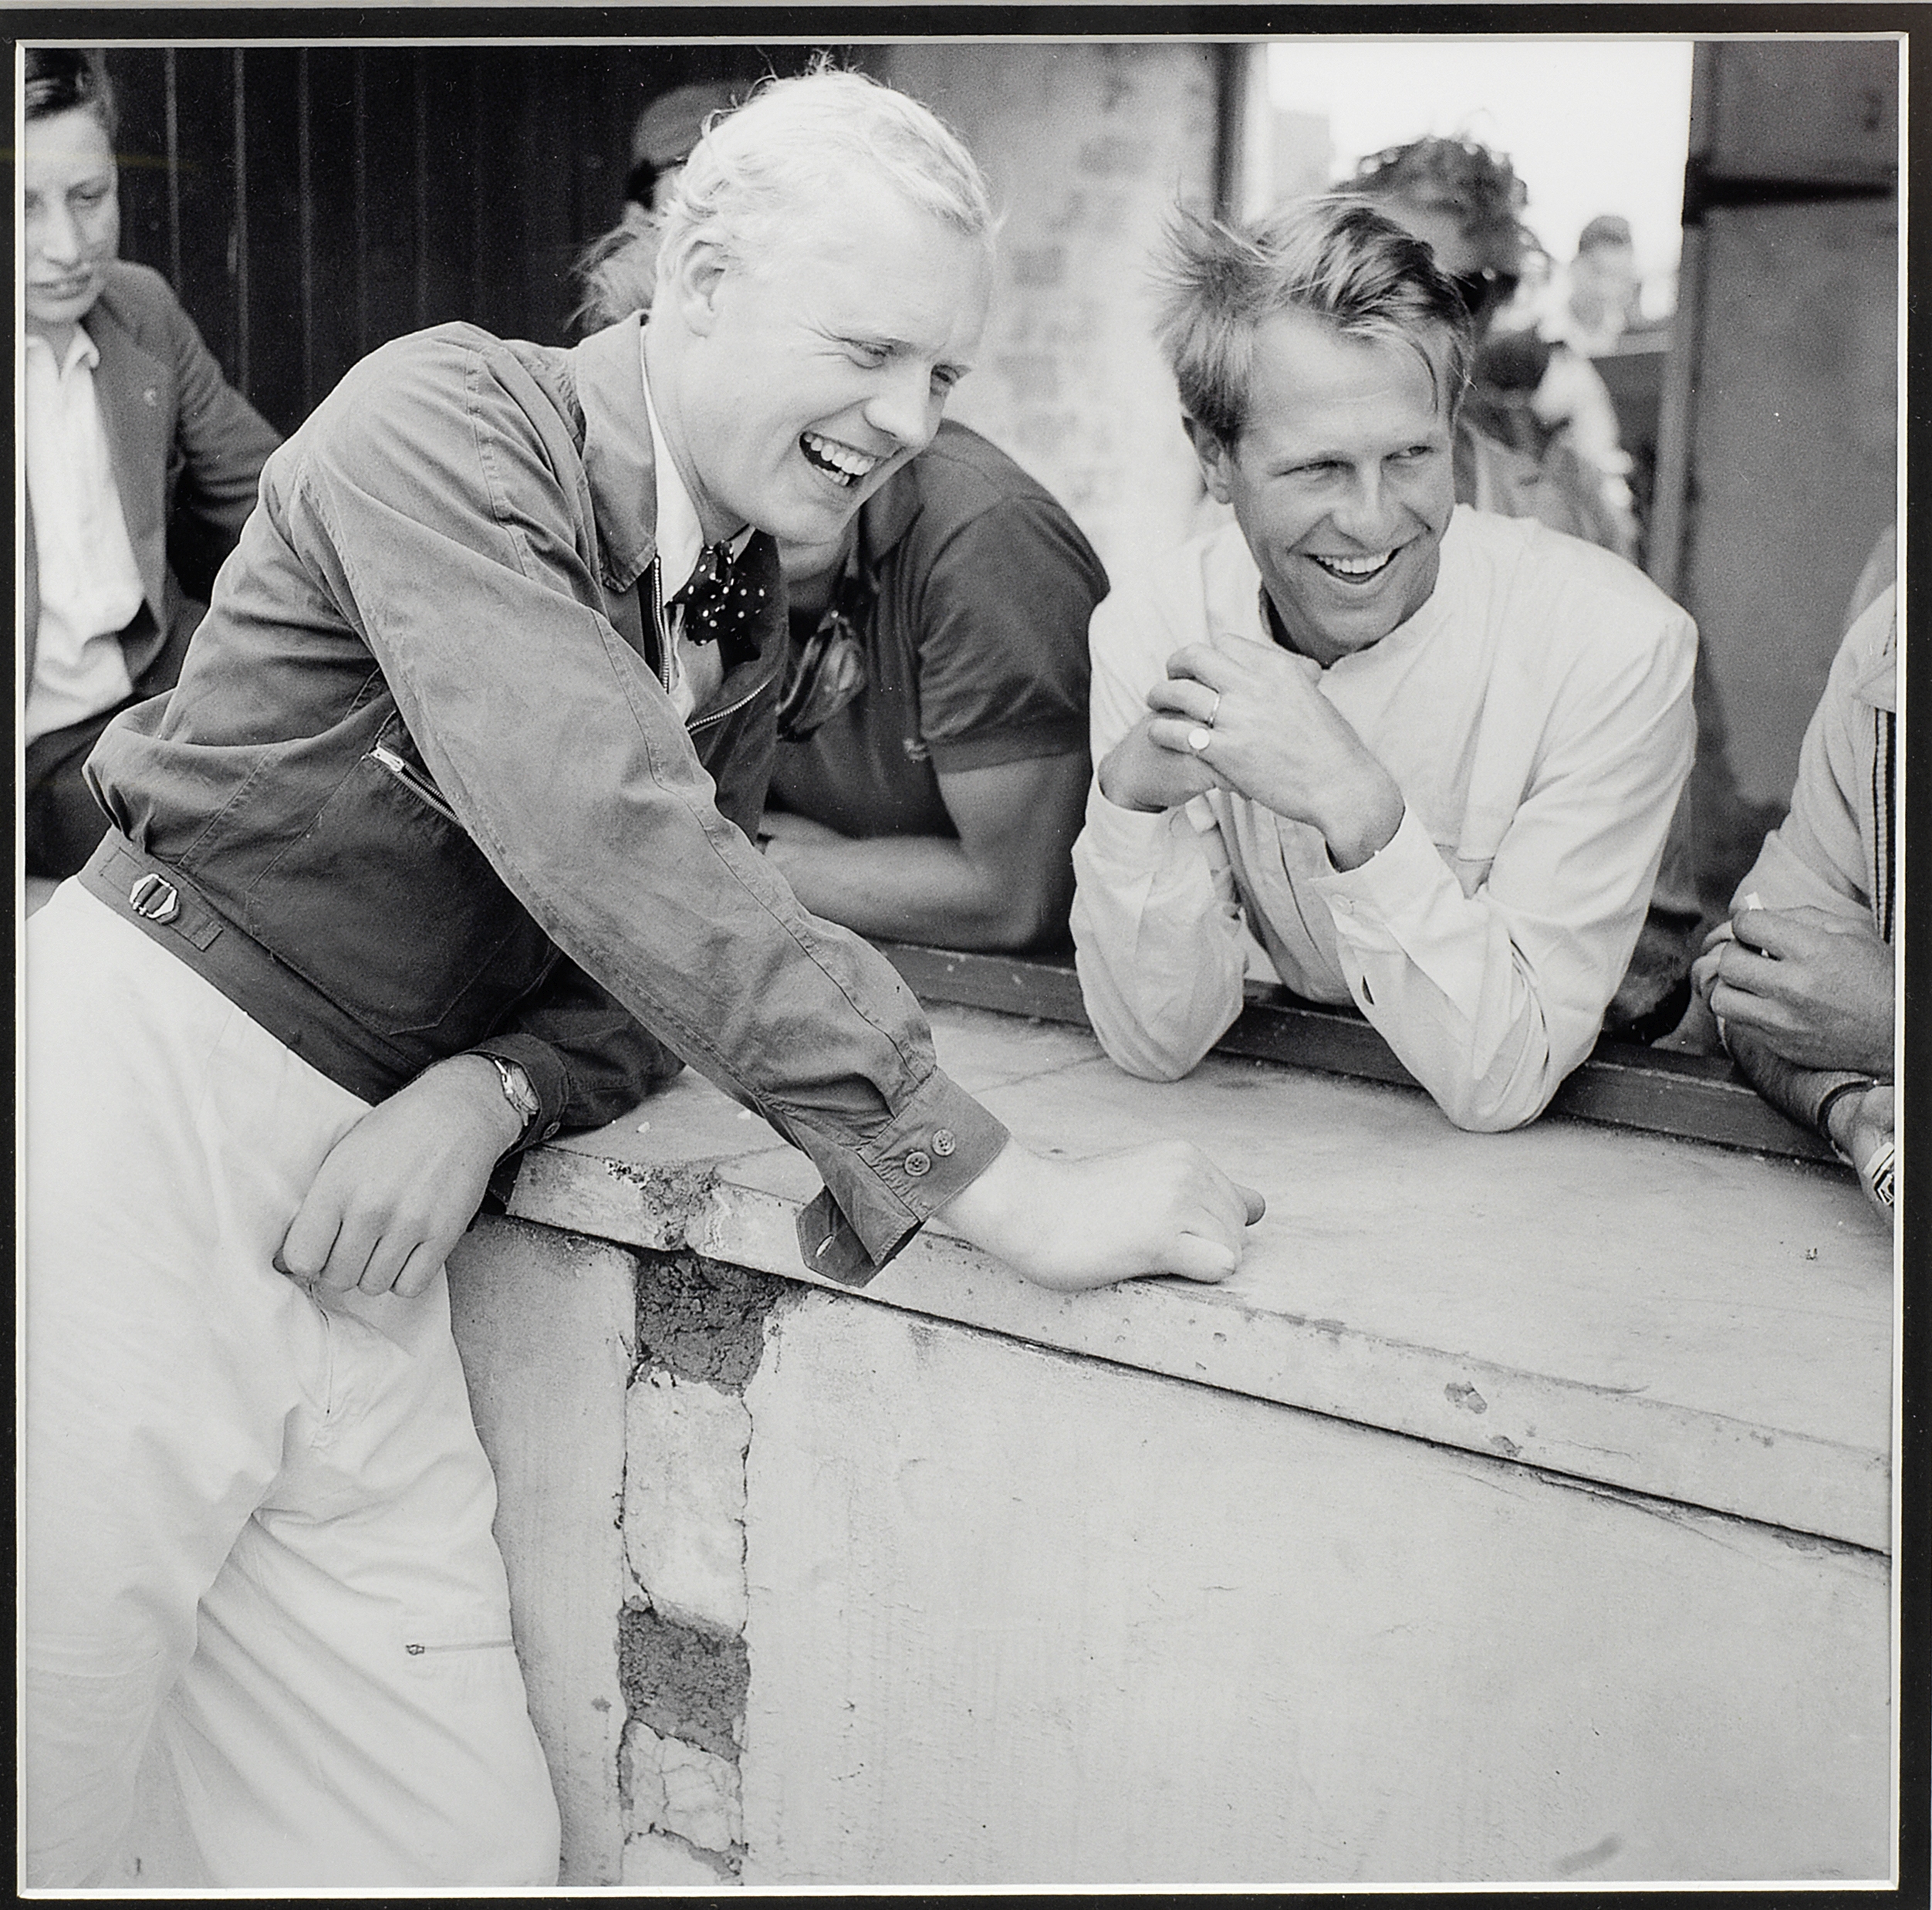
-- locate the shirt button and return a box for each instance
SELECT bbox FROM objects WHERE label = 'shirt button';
[932,1128,955,1158]
[904,1149,931,1178]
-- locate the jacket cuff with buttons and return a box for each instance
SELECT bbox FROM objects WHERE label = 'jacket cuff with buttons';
[791,1067,1010,1287]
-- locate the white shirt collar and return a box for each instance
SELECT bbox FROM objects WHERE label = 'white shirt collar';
[637,329,752,600]
[25,326,101,378]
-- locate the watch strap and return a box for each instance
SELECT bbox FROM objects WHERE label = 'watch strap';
[1814,1076,1878,1157]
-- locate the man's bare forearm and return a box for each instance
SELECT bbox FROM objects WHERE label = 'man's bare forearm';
[765,831,1069,951]
[1724,1019,1876,1147]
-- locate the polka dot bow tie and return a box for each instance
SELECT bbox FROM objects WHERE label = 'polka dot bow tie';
[670,536,773,674]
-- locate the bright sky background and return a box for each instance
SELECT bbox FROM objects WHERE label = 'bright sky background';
[1267,39,1695,294]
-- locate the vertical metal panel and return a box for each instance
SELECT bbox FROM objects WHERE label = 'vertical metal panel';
[163,47,182,293]
[413,48,429,330]
[1651,39,1899,917]
[353,49,369,360]
[1211,42,1246,219]
[231,47,248,393]
[298,47,315,414]
[469,51,486,325]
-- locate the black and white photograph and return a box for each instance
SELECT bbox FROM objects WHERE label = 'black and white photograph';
[14,12,1915,1893]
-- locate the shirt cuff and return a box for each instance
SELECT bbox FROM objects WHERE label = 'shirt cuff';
[1079,779,1216,867]
[795,1066,1009,1287]
[1308,802,1434,935]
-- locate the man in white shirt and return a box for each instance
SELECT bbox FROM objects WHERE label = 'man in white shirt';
[1071,197,1697,1132]
[22,49,279,880]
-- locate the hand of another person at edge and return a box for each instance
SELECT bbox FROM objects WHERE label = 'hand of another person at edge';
[1830,1083,1895,1219]
[1096,711,1219,815]
[938,1138,1267,1291]
[1700,903,1894,1075]
[276,1054,524,1298]
[1145,637,1403,870]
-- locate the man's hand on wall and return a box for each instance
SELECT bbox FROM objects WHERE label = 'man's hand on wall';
[1146,637,1403,870]
[275,1053,525,1299]
[1694,904,1894,1076]
[937,1137,1266,1290]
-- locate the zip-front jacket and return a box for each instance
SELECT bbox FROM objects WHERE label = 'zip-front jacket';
[85,315,1007,1282]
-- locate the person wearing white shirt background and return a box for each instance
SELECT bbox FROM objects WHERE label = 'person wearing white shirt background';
[1070,196,1697,1132]
[22,48,279,884]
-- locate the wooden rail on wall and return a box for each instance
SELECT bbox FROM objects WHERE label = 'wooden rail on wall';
[876,942,1839,1167]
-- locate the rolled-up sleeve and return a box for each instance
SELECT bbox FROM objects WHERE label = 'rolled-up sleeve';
[285,336,1007,1278]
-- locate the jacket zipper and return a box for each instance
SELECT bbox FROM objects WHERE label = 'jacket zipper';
[687,681,767,737]
[405,1636,514,1656]
[369,743,461,827]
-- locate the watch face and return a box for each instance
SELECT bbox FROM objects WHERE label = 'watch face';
[491,1057,540,1127]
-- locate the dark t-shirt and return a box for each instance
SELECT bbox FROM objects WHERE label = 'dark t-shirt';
[768,420,1107,840]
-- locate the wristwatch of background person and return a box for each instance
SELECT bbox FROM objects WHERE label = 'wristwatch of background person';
[482,1053,543,1143]
[1814,1075,1880,1160]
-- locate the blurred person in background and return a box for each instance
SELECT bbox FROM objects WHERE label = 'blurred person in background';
[22,46,279,881]
[1549,212,1645,357]
[1347,136,1640,565]
[618,79,739,228]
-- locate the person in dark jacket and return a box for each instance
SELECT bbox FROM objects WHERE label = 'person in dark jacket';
[24,67,1262,1890]
[23,48,279,878]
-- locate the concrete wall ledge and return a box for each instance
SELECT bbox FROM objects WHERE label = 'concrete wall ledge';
[507,1004,1893,1555]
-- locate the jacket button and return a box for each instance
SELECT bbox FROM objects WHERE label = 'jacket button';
[904,1149,931,1178]
[931,1127,955,1157]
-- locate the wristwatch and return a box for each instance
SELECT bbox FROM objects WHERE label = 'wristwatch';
[482,1053,542,1139]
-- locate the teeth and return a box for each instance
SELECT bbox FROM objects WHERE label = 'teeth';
[801,432,882,486]
[1312,551,1395,580]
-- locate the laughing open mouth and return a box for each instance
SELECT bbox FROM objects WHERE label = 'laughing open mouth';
[1310,550,1397,583]
[800,431,883,488]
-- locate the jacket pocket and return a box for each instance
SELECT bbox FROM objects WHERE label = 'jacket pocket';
[238,717,556,1037]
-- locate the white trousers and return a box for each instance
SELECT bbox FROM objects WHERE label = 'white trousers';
[23,884,561,1888]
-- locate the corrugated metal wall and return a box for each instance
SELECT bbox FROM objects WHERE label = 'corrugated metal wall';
[101,43,848,434]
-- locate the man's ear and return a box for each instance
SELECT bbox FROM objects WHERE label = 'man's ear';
[667,239,732,336]
[1184,416,1237,504]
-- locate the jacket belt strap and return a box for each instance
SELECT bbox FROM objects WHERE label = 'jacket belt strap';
[81,835,227,953]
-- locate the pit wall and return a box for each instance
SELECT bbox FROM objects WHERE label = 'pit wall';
[446,1205,1890,1887]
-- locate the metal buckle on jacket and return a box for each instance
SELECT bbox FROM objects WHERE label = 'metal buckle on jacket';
[129,872,181,925]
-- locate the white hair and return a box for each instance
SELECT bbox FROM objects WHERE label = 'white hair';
[654,67,995,292]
